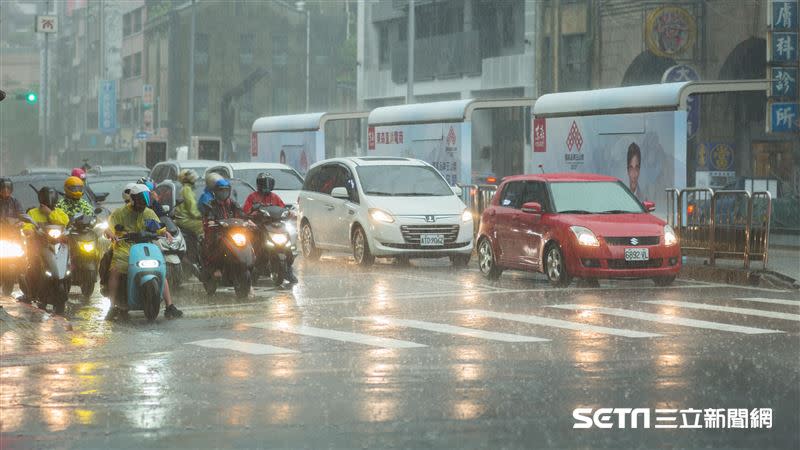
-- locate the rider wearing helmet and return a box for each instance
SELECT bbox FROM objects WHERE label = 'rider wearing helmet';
[0,177,23,219]
[243,172,285,214]
[122,182,137,204]
[106,184,183,320]
[199,172,223,215]
[201,178,246,275]
[57,176,94,220]
[71,168,87,182]
[136,177,166,217]
[174,169,203,237]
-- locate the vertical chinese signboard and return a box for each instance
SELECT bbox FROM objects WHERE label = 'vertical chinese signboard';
[767,0,800,133]
[98,79,117,135]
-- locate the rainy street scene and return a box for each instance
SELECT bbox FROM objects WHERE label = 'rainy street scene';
[1,0,799,449]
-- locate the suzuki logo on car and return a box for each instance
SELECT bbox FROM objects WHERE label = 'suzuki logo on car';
[630,237,639,246]
[425,215,436,223]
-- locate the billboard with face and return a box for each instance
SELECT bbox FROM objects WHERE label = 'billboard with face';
[531,111,687,216]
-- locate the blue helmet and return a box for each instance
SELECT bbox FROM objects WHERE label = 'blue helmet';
[137,177,156,192]
[213,178,231,201]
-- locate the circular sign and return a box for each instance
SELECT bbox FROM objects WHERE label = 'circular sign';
[646,6,697,58]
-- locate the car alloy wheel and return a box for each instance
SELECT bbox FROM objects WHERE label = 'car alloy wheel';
[478,238,501,280]
[546,244,572,287]
[301,222,320,260]
[352,227,374,266]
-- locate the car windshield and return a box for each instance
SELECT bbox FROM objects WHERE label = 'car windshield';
[356,165,453,197]
[234,169,303,190]
[549,181,644,214]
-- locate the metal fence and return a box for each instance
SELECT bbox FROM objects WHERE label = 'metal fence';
[459,184,498,233]
[665,188,772,270]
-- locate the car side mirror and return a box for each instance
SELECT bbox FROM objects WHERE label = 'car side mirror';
[521,202,542,214]
[451,186,462,197]
[95,192,109,202]
[331,187,349,199]
[643,201,656,212]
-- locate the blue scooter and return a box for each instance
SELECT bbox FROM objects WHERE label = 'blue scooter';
[115,226,166,321]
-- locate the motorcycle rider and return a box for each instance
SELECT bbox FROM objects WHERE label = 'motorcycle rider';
[0,178,23,219]
[201,178,246,278]
[199,172,223,215]
[105,184,183,321]
[19,187,70,304]
[71,168,87,183]
[174,169,203,237]
[243,173,297,284]
[57,176,94,220]
[137,177,167,217]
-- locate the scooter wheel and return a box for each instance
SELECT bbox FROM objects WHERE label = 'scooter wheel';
[142,279,160,322]
[167,264,183,291]
[53,286,68,315]
[80,270,96,299]
[203,279,217,296]
[235,270,251,299]
[271,261,285,287]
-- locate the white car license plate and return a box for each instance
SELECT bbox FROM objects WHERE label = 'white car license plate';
[624,248,649,261]
[419,234,445,246]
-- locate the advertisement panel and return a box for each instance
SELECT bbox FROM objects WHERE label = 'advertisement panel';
[532,111,687,215]
[253,131,318,176]
[371,122,468,185]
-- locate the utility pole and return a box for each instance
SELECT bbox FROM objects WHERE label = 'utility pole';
[41,0,51,165]
[406,0,415,104]
[187,0,196,148]
[552,0,560,93]
[305,9,310,112]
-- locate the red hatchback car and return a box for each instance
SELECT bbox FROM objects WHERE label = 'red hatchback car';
[477,173,680,286]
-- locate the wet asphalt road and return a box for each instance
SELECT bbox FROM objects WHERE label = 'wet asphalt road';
[1,255,799,449]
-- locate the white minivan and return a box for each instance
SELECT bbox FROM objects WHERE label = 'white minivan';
[297,157,474,266]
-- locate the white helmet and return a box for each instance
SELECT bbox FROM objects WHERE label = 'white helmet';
[123,182,137,203]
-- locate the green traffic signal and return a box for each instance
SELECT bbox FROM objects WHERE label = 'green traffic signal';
[25,92,38,104]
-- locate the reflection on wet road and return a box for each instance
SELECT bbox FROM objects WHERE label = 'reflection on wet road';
[1,256,799,448]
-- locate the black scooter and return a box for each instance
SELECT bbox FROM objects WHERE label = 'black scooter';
[250,205,296,286]
[201,218,255,298]
[21,216,71,314]
[67,213,99,299]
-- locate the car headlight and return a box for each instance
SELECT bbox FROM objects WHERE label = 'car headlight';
[570,226,600,247]
[664,224,678,246]
[0,241,24,258]
[47,229,63,239]
[461,209,473,223]
[369,208,394,224]
[80,241,95,253]
[137,259,160,268]
[230,232,247,247]
[270,233,289,245]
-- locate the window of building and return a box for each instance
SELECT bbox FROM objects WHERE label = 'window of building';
[272,34,288,67]
[500,3,514,46]
[123,55,132,78]
[378,24,389,67]
[195,85,209,132]
[123,12,131,36]
[132,8,142,34]
[195,33,209,67]
[240,33,254,66]
[133,52,142,77]
[415,2,463,39]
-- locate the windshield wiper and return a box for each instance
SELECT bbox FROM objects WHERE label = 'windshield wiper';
[598,209,636,214]
[559,209,592,214]
[393,192,436,196]
[365,191,393,196]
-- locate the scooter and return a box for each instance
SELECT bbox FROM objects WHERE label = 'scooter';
[114,226,166,322]
[67,214,99,299]
[157,216,187,290]
[201,218,255,299]
[250,205,296,286]
[0,217,26,296]
[22,217,71,314]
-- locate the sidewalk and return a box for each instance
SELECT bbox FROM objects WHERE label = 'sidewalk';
[680,245,799,290]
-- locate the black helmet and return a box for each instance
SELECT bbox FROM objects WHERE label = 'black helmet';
[38,186,59,209]
[0,177,12,195]
[256,172,275,194]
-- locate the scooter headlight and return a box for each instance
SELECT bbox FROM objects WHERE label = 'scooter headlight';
[96,221,109,231]
[269,233,289,246]
[80,241,95,253]
[47,229,63,239]
[0,241,24,258]
[231,232,247,247]
[137,259,160,269]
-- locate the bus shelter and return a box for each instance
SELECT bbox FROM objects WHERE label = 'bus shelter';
[368,98,535,186]
[532,80,768,216]
[251,112,368,176]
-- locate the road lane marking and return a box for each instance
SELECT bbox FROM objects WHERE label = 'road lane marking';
[246,322,427,349]
[187,338,299,355]
[734,297,800,307]
[643,300,800,322]
[548,305,783,334]
[451,309,661,338]
[349,316,549,342]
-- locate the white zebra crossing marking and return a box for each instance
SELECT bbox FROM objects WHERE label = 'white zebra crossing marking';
[548,305,783,334]
[452,309,661,338]
[350,316,549,342]
[246,322,427,349]
[734,297,800,307]
[643,300,800,322]
[187,338,298,355]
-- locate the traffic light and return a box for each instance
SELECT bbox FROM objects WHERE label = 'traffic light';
[14,91,38,104]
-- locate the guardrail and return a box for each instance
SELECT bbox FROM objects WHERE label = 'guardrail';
[458,184,498,233]
[665,188,772,270]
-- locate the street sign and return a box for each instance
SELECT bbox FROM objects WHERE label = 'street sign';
[769,66,798,99]
[142,84,154,107]
[767,101,800,133]
[135,131,150,140]
[767,32,799,63]
[769,0,798,30]
[98,80,117,134]
[35,15,58,33]
[662,64,701,139]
